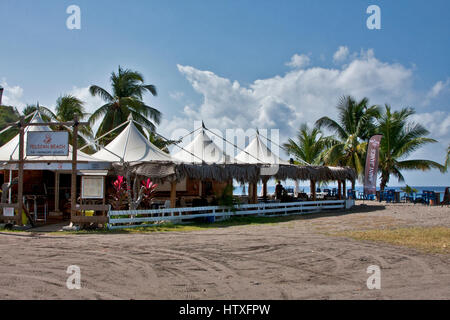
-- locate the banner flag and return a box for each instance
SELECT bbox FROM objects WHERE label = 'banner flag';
[364,135,382,195]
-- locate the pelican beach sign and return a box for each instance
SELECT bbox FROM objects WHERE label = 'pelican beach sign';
[26,131,69,156]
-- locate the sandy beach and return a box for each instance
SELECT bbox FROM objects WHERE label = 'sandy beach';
[0,201,449,300]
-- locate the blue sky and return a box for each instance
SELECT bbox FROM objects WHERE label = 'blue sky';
[1,0,449,186]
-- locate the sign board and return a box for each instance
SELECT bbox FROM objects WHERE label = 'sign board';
[26,131,69,156]
[81,176,104,199]
[3,207,15,217]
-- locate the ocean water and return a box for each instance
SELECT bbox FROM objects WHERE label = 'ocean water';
[233,185,449,201]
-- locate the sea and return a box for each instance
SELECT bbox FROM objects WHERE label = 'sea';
[233,184,449,202]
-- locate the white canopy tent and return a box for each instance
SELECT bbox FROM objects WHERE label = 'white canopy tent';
[235,130,290,201]
[235,130,290,165]
[173,129,236,164]
[92,120,173,163]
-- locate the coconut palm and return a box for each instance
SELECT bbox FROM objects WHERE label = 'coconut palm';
[43,95,93,150]
[377,105,445,191]
[22,103,52,122]
[315,95,381,178]
[283,123,330,165]
[446,145,449,170]
[89,66,161,144]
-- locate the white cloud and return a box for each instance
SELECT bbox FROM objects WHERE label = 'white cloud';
[69,86,104,116]
[410,111,450,141]
[428,79,449,98]
[422,79,450,106]
[0,79,25,109]
[333,46,349,63]
[169,91,185,101]
[285,54,310,69]
[169,49,419,140]
[159,47,450,173]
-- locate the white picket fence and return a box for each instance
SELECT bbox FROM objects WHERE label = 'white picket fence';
[107,200,352,230]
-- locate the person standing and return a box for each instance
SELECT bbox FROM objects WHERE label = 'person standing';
[275,181,284,200]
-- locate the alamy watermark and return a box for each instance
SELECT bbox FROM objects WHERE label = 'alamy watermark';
[66,5,81,30]
[66,265,81,289]
[170,121,283,175]
[366,265,381,289]
[366,5,381,30]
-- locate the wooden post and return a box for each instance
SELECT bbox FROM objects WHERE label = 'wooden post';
[342,180,346,199]
[170,180,177,208]
[310,180,316,201]
[253,182,258,204]
[71,115,78,220]
[351,179,356,198]
[338,180,342,200]
[263,180,268,202]
[17,117,25,226]
[54,172,60,213]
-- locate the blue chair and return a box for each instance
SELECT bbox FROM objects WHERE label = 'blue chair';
[401,192,414,203]
[383,189,395,203]
[347,189,356,199]
[414,191,427,205]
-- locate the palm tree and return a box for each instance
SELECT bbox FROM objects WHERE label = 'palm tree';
[89,66,161,144]
[446,145,449,170]
[44,95,93,150]
[22,103,52,122]
[315,95,381,178]
[377,105,445,191]
[283,123,329,165]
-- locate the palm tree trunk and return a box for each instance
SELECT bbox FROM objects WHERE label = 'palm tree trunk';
[380,174,388,193]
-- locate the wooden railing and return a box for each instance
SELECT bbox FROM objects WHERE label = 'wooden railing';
[71,204,110,224]
[107,200,349,230]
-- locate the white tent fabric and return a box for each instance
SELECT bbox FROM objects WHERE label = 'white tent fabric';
[0,113,109,170]
[173,129,235,164]
[235,132,289,165]
[92,121,173,163]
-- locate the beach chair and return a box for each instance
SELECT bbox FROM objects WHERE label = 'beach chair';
[384,190,395,203]
[401,192,415,203]
[163,200,171,209]
[413,191,427,205]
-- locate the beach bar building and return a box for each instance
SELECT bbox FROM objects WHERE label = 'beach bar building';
[0,114,356,228]
[0,112,110,225]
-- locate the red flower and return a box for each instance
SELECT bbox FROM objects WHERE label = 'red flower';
[142,178,157,193]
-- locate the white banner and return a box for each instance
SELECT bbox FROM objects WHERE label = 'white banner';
[26,131,69,156]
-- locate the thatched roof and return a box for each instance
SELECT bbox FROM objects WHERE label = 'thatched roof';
[176,163,259,184]
[272,165,356,182]
[119,162,356,183]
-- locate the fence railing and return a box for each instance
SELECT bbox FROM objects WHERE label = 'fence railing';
[107,200,349,230]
